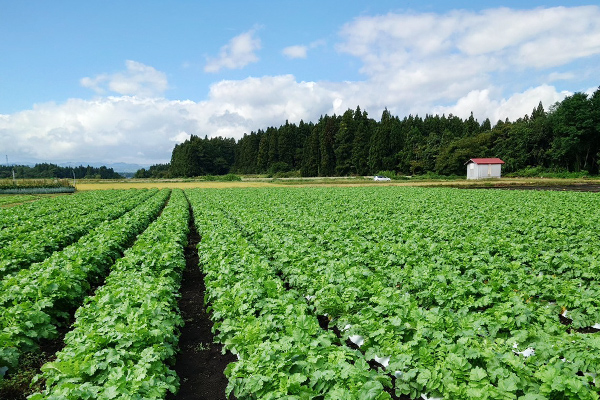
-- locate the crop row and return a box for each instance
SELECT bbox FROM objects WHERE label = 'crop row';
[29,189,189,399]
[0,190,101,229]
[0,195,40,207]
[1,186,597,399]
[187,189,391,400]
[192,187,599,400]
[0,189,137,231]
[0,189,170,376]
[0,189,155,277]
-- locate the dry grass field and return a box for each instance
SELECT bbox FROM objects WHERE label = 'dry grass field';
[74,180,281,191]
[72,177,600,191]
[2,177,600,199]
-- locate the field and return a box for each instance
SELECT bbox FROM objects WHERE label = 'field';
[0,186,599,399]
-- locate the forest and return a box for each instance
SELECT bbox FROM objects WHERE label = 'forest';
[0,163,123,180]
[143,86,597,178]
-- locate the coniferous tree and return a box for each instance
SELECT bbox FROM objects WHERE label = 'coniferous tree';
[158,88,600,178]
[319,115,338,176]
[301,124,321,176]
[256,129,270,173]
[278,121,295,170]
[334,109,356,175]
[548,93,594,171]
[368,108,393,173]
[351,108,371,175]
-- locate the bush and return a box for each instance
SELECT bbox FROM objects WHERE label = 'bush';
[506,166,591,179]
[408,172,464,180]
[266,162,292,177]
[199,174,242,181]
[272,170,301,179]
[222,173,242,181]
[375,171,410,180]
[0,179,74,190]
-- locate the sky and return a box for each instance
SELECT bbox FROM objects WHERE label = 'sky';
[1,1,599,166]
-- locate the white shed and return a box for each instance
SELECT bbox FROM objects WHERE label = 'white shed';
[466,158,505,180]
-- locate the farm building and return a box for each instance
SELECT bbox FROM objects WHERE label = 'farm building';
[466,158,505,180]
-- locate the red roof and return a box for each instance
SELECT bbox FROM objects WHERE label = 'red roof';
[467,158,505,165]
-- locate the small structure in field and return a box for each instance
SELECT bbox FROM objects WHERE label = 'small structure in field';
[466,158,505,180]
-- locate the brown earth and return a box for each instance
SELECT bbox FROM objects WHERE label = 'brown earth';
[480,184,600,192]
[167,208,237,400]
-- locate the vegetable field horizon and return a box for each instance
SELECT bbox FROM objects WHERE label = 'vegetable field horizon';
[1,186,599,399]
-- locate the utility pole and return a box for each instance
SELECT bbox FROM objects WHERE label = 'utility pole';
[6,155,15,184]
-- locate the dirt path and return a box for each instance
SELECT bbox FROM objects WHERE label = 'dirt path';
[482,184,600,192]
[168,207,236,400]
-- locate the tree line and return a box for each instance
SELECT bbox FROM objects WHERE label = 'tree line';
[0,163,123,180]
[143,87,600,178]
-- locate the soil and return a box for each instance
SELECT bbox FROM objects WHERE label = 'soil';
[168,209,237,400]
[0,327,67,399]
[0,238,118,399]
[474,184,600,192]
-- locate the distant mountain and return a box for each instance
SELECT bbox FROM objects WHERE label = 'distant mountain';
[4,161,153,174]
[56,162,151,173]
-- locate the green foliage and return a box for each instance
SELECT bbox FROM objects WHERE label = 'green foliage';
[271,170,301,178]
[506,166,590,179]
[169,135,236,177]
[186,187,600,399]
[0,179,73,190]
[375,171,410,180]
[267,161,292,176]
[0,195,39,206]
[29,189,188,399]
[187,189,391,399]
[134,163,171,178]
[0,189,169,376]
[199,173,242,181]
[0,190,154,277]
[3,185,600,398]
[0,164,122,180]
[222,173,242,181]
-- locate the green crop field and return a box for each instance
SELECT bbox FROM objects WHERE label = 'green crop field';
[1,187,598,399]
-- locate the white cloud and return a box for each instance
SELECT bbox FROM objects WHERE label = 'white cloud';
[282,40,325,59]
[1,77,575,165]
[283,45,308,59]
[0,75,352,164]
[0,97,196,164]
[336,6,600,99]
[169,131,191,143]
[431,85,570,123]
[204,29,261,73]
[3,6,600,165]
[80,60,168,97]
[548,72,576,82]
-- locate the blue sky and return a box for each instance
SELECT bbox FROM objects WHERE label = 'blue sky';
[1,1,599,165]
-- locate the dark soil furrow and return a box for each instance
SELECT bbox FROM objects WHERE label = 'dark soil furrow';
[168,205,236,400]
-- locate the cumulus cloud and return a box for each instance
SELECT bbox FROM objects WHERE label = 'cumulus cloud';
[431,85,570,123]
[1,77,575,165]
[0,75,357,164]
[282,45,308,59]
[0,97,198,164]
[3,6,600,165]
[204,29,261,73]
[0,77,325,164]
[80,60,168,97]
[336,6,600,102]
[282,40,325,59]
